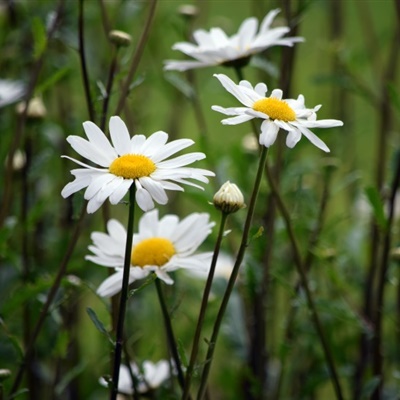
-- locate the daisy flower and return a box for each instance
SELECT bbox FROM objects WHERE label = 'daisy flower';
[87,209,215,297]
[99,360,171,394]
[61,116,214,213]
[164,9,303,71]
[212,74,344,152]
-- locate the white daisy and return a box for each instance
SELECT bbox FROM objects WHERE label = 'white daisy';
[87,209,215,297]
[212,74,344,152]
[61,116,214,213]
[99,360,171,394]
[164,9,303,71]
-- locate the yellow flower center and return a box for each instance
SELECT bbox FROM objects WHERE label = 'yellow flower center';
[109,154,156,179]
[131,237,176,267]
[252,98,296,122]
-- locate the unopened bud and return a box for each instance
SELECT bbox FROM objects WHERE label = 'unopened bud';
[16,97,46,119]
[109,30,132,47]
[178,5,199,18]
[0,369,11,382]
[213,181,245,214]
[5,149,26,171]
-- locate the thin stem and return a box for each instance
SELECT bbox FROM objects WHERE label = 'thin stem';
[372,151,400,399]
[197,147,269,400]
[0,0,64,227]
[9,204,87,396]
[100,46,119,131]
[110,185,136,400]
[274,164,334,400]
[114,0,157,115]
[182,212,228,400]
[155,279,186,391]
[78,0,95,122]
[265,164,344,400]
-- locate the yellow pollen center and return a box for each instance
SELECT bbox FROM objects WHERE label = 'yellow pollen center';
[131,237,176,267]
[252,98,296,122]
[109,154,156,179]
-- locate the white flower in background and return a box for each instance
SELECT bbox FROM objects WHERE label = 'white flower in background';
[99,360,171,394]
[212,74,343,152]
[185,251,235,281]
[87,209,215,297]
[61,116,214,213]
[164,9,303,71]
[0,79,25,108]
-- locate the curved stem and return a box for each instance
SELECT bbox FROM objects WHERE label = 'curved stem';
[265,165,344,400]
[182,212,228,400]
[155,279,186,392]
[110,185,136,400]
[9,204,86,396]
[101,46,119,131]
[197,147,269,400]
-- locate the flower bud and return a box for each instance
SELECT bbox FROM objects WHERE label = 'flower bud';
[16,97,46,119]
[0,369,11,383]
[109,30,132,47]
[178,4,199,18]
[213,181,245,214]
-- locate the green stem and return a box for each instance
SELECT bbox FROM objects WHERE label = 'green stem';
[182,212,228,400]
[197,147,269,400]
[110,185,136,400]
[265,165,344,400]
[155,279,186,391]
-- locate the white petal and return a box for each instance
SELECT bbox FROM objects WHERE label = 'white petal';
[109,179,132,204]
[212,105,249,116]
[221,114,254,125]
[285,129,302,148]
[213,74,254,107]
[259,9,281,32]
[139,177,168,205]
[259,120,279,147]
[156,152,205,168]
[109,116,132,156]
[163,60,212,72]
[84,173,115,200]
[130,134,147,153]
[270,89,283,99]
[151,138,194,163]
[138,209,159,237]
[296,125,330,152]
[82,121,117,161]
[140,131,169,157]
[135,181,155,212]
[237,17,258,49]
[155,270,174,285]
[66,136,111,167]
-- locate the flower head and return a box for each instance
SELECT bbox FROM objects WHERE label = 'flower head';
[212,74,343,152]
[87,209,215,297]
[164,9,303,71]
[213,181,245,214]
[61,116,214,213]
[100,360,171,394]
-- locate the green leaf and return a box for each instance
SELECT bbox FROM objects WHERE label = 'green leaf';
[128,274,156,298]
[36,67,70,94]
[86,307,114,345]
[164,73,195,100]
[364,186,388,231]
[388,82,400,113]
[32,17,47,60]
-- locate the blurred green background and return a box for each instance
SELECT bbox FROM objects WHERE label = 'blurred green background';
[0,1,399,399]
